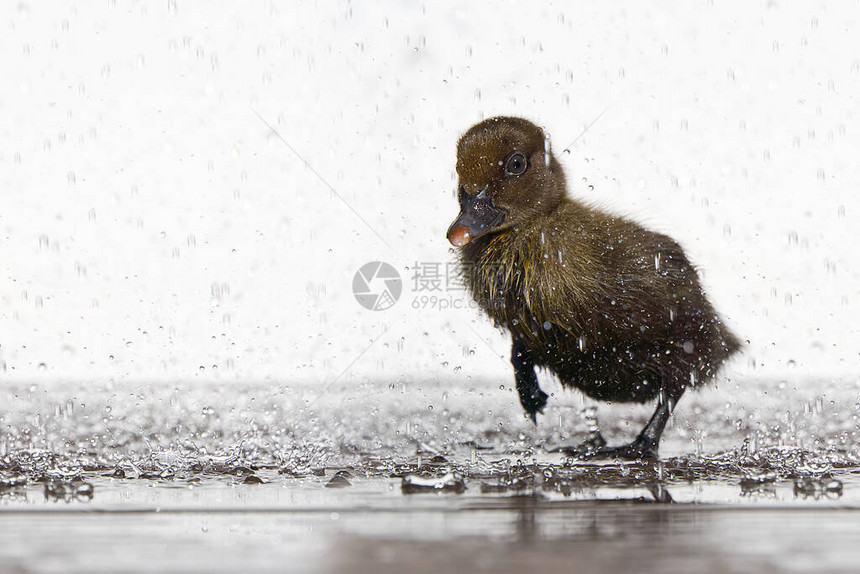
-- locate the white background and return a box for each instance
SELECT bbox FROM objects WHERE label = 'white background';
[1,0,858,390]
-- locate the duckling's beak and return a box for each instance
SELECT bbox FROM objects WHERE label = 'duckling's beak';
[447,186,507,247]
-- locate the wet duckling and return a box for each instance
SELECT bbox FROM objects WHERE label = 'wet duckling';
[447,116,741,459]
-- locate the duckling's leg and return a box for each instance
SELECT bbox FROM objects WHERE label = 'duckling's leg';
[565,387,685,460]
[511,339,548,424]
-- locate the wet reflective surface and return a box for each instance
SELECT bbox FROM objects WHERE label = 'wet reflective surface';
[2,378,860,572]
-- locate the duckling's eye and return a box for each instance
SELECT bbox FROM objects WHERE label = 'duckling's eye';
[504,152,528,176]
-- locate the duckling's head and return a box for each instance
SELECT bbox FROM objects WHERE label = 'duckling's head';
[447,116,566,247]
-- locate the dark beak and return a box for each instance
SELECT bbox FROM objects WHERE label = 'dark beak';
[446,186,506,247]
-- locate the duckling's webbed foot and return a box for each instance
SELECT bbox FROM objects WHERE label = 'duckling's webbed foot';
[561,387,686,461]
[511,339,547,424]
[555,429,609,457]
[563,435,658,461]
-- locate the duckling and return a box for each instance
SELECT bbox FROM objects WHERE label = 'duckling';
[447,116,741,459]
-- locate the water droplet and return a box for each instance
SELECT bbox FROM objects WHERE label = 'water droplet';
[67,171,76,187]
[788,231,798,246]
[167,0,177,15]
